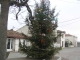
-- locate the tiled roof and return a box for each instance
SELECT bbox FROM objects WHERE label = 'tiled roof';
[65,34,77,38]
[65,34,72,36]
[7,30,28,39]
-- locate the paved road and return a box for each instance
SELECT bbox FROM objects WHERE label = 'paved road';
[7,52,26,59]
[7,52,60,60]
[7,47,80,60]
[56,47,80,60]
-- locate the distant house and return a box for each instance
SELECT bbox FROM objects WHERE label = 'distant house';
[77,42,80,47]
[65,34,77,47]
[7,30,30,52]
[56,30,65,48]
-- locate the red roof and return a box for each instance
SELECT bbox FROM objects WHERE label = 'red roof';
[7,30,27,39]
[65,34,77,38]
[65,34,72,36]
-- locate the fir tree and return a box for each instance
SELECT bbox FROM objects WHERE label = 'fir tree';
[19,0,59,60]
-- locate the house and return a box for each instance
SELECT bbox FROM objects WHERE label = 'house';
[17,25,66,48]
[65,34,77,47]
[77,42,80,47]
[56,30,65,48]
[7,29,30,52]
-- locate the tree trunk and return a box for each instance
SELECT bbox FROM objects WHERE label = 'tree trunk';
[0,1,9,60]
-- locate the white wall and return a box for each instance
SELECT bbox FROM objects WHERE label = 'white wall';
[6,38,31,52]
[13,39,31,52]
[17,25,31,36]
[74,37,77,47]
[12,39,15,51]
[14,39,31,52]
[14,39,19,52]
[61,33,65,48]
[57,32,65,48]
[20,39,31,46]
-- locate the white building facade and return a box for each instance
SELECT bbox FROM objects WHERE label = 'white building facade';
[65,34,77,47]
[57,30,65,48]
[7,30,30,52]
[17,25,31,36]
[7,38,23,52]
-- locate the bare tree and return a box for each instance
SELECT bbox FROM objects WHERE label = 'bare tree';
[0,0,32,60]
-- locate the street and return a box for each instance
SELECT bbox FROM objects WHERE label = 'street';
[56,47,80,60]
[7,47,80,60]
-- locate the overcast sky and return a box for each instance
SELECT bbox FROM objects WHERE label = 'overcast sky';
[7,0,80,41]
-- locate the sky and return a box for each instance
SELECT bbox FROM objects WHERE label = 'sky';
[7,0,80,42]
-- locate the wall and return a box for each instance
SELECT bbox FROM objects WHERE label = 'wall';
[61,33,65,48]
[14,39,31,52]
[57,32,65,48]
[6,38,31,52]
[57,37,61,45]
[12,39,15,51]
[14,39,19,52]
[17,25,31,36]
[73,36,77,47]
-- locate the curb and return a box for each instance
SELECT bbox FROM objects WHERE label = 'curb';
[61,57,69,60]
[57,57,61,60]
[51,56,61,60]
[7,57,62,60]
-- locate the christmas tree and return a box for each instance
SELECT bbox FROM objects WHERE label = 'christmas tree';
[19,0,59,60]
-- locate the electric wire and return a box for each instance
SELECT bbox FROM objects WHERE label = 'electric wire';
[59,18,80,27]
[57,0,80,4]
[58,17,80,24]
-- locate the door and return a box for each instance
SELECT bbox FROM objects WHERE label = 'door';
[7,38,13,51]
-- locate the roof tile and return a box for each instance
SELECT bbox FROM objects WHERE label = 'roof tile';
[7,30,27,39]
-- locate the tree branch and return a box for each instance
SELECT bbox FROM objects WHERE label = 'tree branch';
[9,0,33,21]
